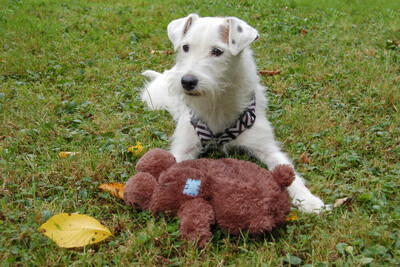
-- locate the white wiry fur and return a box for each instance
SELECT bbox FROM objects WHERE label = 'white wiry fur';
[141,14,329,213]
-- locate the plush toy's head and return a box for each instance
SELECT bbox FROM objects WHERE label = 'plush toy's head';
[124,149,175,209]
[124,148,211,213]
[124,148,295,247]
[135,148,176,179]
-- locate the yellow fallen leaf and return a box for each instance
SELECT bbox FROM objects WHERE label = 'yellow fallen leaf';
[59,151,78,159]
[286,210,299,221]
[98,183,125,199]
[128,142,143,156]
[38,213,113,248]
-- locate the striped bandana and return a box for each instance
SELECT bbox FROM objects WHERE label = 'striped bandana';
[190,94,256,151]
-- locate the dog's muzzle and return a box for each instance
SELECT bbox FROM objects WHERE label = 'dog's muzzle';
[181,74,198,92]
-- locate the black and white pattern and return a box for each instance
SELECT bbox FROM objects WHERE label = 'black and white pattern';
[191,94,256,150]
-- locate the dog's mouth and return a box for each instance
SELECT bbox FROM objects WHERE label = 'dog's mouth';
[184,90,201,96]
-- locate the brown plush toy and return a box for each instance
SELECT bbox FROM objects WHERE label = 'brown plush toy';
[124,148,295,247]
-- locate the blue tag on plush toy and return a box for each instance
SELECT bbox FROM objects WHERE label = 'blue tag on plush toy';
[183,179,201,197]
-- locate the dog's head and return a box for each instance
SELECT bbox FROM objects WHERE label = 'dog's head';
[166,14,259,98]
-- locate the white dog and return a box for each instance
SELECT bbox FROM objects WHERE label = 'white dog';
[141,14,328,213]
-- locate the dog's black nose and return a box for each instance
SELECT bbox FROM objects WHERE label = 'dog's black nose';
[181,75,198,91]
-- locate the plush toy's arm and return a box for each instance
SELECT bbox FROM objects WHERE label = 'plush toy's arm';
[178,198,215,247]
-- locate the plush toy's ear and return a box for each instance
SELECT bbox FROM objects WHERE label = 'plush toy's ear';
[124,173,157,210]
[271,165,295,188]
[136,148,177,180]
[226,17,259,56]
[167,13,199,51]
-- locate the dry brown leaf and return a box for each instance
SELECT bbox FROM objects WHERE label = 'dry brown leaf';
[301,28,308,36]
[333,197,350,208]
[388,39,399,46]
[150,49,173,55]
[301,153,310,164]
[98,183,125,199]
[259,70,281,77]
[390,97,397,112]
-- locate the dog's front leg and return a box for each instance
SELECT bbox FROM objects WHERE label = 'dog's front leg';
[252,146,326,213]
[237,124,328,213]
[170,113,201,162]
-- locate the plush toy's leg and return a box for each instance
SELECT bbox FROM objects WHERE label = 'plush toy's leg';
[178,198,215,247]
[249,215,276,233]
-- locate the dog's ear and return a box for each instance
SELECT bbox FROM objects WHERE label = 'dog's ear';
[142,70,162,81]
[168,14,199,51]
[226,17,259,56]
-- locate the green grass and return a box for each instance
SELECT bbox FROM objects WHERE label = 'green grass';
[1,0,399,265]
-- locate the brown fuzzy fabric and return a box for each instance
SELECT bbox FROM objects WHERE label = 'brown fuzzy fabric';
[178,198,215,247]
[135,148,176,180]
[123,172,156,210]
[150,166,211,215]
[124,149,295,247]
[272,164,296,188]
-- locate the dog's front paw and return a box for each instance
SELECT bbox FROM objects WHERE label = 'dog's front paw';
[174,153,196,163]
[293,195,331,214]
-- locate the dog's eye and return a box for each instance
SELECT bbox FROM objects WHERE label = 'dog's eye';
[211,48,223,57]
[182,45,189,52]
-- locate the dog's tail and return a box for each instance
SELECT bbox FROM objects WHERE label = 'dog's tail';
[141,70,183,120]
[141,70,184,120]
[141,70,167,110]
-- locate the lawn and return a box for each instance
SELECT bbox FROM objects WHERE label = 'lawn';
[1,0,399,265]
